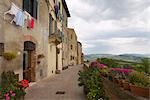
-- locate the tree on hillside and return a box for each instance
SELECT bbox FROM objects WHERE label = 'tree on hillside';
[141,58,150,74]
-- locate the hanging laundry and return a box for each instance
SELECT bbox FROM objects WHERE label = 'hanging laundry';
[4,3,20,22]
[24,11,31,20]
[14,10,25,27]
[28,18,34,29]
[30,18,34,29]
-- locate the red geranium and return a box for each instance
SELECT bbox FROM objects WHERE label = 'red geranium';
[20,79,29,89]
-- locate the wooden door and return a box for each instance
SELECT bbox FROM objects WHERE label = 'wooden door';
[23,41,36,82]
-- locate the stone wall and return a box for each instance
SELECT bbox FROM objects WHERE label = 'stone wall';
[0,0,49,81]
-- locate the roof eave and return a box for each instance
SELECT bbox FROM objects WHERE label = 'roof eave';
[62,0,71,17]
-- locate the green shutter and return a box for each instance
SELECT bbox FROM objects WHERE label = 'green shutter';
[33,0,38,19]
[23,0,30,13]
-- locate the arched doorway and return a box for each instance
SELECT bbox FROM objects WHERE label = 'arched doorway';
[23,41,36,82]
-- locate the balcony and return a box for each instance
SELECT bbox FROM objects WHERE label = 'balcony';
[49,31,62,45]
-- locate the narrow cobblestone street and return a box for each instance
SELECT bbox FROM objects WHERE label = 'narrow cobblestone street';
[25,65,86,100]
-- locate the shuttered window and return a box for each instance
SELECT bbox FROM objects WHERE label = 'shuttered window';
[54,21,57,33]
[0,43,4,56]
[49,14,53,35]
[23,0,38,19]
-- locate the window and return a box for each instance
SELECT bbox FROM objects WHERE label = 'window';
[71,45,73,50]
[23,0,38,19]
[49,14,53,35]
[0,43,4,56]
[71,34,73,39]
[59,2,61,10]
[54,21,57,33]
[49,14,57,35]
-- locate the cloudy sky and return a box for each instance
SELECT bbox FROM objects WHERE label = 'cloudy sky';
[66,0,150,55]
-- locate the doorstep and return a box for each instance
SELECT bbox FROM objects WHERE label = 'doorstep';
[29,82,37,87]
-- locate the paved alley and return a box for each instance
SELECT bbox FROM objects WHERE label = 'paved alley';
[25,65,86,100]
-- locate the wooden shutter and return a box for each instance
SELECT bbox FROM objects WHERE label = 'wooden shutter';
[23,0,30,13]
[49,14,52,35]
[55,21,57,33]
[0,43,4,56]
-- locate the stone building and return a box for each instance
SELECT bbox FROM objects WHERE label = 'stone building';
[67,28,78,66]
[48,0,70,73]
[47,0,62,76]
[77,41,82,65]
[0,0,52,82]
[61,0,70,69]
[0,0,82,83]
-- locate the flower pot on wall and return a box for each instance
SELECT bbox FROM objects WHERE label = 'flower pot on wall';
[122,81,130,90]
[118,79,123,87]
[3,52,17,61]
[130,84,150,98]
[37,54,44,59]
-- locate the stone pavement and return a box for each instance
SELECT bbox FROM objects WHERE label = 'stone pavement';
[25,65,86,100]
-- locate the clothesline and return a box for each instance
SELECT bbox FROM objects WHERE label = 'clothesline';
[3,2,34,28]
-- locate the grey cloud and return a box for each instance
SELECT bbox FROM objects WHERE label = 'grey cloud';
[78,0,150,21]
[81,30,150,41]
[66,0,150,54]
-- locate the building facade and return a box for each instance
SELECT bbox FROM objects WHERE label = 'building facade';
[0,0,83,83]
[0,0,50,82]
[77,41,82,65]
[61,0,70,69]
[67,28,78,66]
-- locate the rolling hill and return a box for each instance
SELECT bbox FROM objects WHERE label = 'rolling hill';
[84,54,150,62]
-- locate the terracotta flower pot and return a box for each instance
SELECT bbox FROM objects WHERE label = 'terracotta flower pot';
[130,84,150,98]
[118,79,123,87]
[122,81,130,90]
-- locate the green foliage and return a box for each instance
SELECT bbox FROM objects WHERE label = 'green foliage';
[78,68,106,100]
[1,71,18,88]
[100,67,109,75]
[128,71,150,88]
[0,71,26,99]
[97,58,119,68]
[3,52,17,61]
[141,58,150,74]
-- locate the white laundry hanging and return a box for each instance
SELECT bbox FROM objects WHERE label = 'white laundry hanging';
[4,3,32,27]
[14,10,25,27]
[24,11,32,20]
[4,2,20,20]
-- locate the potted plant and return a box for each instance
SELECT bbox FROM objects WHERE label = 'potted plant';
[78,66,107,100]
[128,71,150,98]
[122,80,130,90]
[0,71,29,100]
[37,54,45,59]
[3,52,17,61]
[109,68,133,86]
